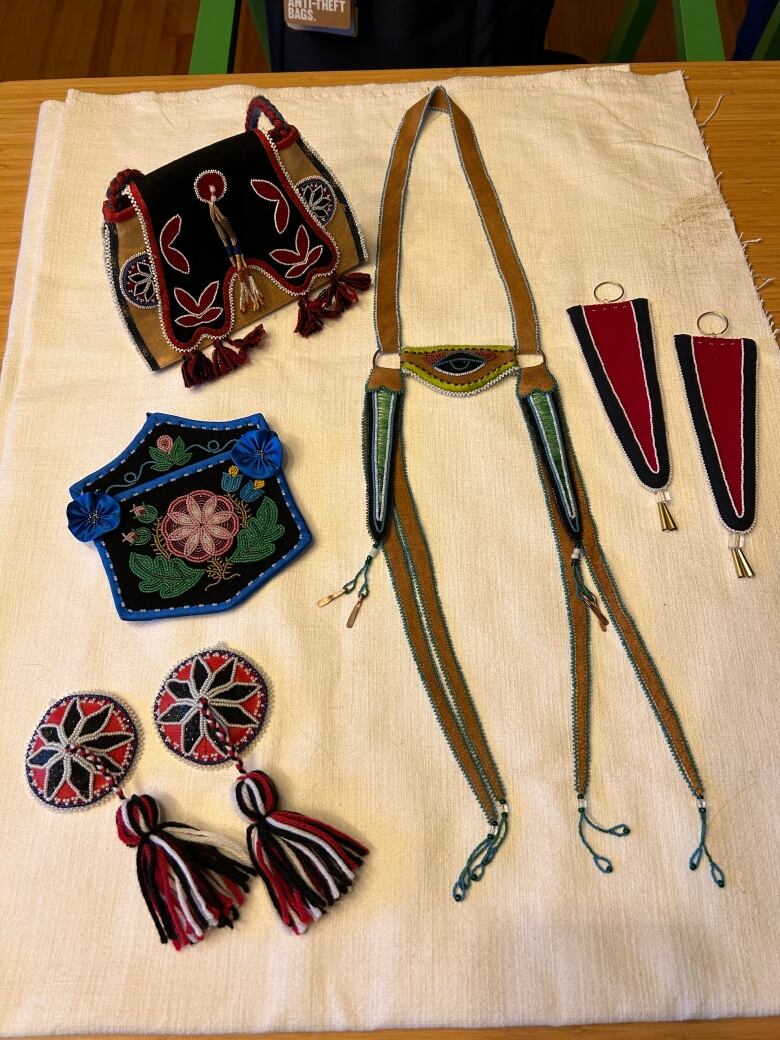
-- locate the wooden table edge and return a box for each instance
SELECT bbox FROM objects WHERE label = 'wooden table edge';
[0,63,778,1039]
[6,1018,780,1040]
[2,60,779,354]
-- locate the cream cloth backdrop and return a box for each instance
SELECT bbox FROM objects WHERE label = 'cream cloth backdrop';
[0,69,778,1035]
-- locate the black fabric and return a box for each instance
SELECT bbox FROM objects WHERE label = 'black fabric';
[266,0,567,71]
[82,420,257,497]
[101,458,304,614]
[675,335,757,532]
[131,131,338,350]
[567,298,670,491]
[733,0,776,59]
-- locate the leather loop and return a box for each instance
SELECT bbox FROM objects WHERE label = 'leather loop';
[374,86,540,358]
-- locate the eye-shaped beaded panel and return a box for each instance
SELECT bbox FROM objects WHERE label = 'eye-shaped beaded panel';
[401,346,518,395]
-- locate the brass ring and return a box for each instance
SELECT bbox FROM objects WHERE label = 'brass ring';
[593,281,624,303]
[696,311,729,336]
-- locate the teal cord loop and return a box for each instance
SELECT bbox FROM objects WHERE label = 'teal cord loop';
[576,798,630,874]
[571,548,609,632]
[345,544,380,598]
[452,805,509,902]
[453,835,492,901]
[318,543,381,626]
[689,802,726,888]
[356,544,380,600]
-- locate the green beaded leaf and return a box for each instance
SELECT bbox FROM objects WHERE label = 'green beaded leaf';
[229,497,285,564]
[148,448,173,472]
[135,504,158,524]
[129,553,204,599]
[149,437,192,473]
[132,527,152,546]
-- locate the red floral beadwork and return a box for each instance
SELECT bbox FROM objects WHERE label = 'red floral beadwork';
[160,490,240,563]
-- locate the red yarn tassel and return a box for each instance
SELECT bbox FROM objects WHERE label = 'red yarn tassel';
[234,770,368,935]
[294,295,325,338]
[212,323,268,378]
[212,340,250,378]
[181,348,215,388]
[227,324,266,350]
[116,793,254,950]
[317,271,372,317]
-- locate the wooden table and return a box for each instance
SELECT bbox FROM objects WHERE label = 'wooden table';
[0,62,778,1040]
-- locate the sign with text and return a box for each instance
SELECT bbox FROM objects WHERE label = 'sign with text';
[284,0,357,35]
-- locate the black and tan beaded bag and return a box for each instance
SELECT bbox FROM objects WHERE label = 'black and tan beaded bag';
[103,95,369,386]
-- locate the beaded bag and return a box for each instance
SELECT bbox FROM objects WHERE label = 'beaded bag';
[102,96,369,386]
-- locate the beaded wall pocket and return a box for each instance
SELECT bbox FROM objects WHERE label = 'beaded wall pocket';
[67,413,311,619]
[25,693,255,949]
[103,95,370,386]
[567,283,677,530]
[322,87,726,899]
[676,311,758,577]
[154,647,369,934]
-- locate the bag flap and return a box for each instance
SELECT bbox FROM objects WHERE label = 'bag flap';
[124,131,341,352]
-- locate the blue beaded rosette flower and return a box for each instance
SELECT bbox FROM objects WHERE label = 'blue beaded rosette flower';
[230,428,283,480]
[67,491,121,542]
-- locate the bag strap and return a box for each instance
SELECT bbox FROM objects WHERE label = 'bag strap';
[373,86,539,359]
[246,95,292,139]
[103,168,144,220]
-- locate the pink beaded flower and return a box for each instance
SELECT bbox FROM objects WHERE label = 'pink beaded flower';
[160,490,240,564]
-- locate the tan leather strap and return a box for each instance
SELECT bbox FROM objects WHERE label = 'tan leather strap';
[374,86,539,358]
[386,444,507,820]
[518,375,705,800]
[574,462,705,798]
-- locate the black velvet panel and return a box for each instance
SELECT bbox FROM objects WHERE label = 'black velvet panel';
[129,131,339,350]
[79,420,258,498]
[100,455,308,617]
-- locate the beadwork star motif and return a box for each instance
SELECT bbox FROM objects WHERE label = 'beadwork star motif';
[25,695,137,809]
[121,253,158,308]
[297,176,336,225]
[154,650,267,765]
[126,258,156,303]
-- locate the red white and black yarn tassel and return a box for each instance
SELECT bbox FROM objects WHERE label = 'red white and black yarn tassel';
[182,325,266,387]
[294,271,372,338]
[116,792,254,950]
[187,659,368,935]
[234,770,368,935]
